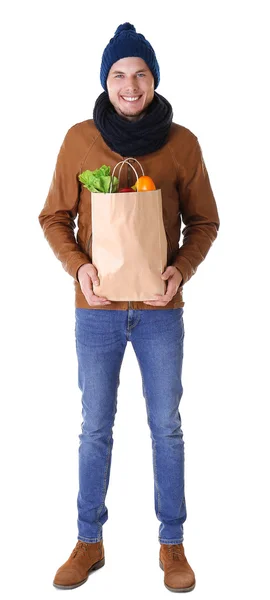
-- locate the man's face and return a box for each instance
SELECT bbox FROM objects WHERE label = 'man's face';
[106,57,155,122]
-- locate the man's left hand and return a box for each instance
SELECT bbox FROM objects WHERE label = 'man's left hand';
[143,266,183,306]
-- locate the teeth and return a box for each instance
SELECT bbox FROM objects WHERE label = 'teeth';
[122,96,140,102]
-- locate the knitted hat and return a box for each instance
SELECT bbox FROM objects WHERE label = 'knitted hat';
[100,22,160,92]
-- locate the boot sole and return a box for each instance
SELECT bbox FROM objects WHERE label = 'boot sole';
[53,556,105,589]
[159,559,196,593]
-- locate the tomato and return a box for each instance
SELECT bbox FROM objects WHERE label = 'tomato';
[119,187,135,192]
[132,176,156,192]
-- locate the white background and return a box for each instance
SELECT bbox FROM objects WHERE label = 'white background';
[1,1,269,598]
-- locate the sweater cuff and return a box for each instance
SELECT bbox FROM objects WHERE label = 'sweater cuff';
[171,256,196,285]
[66,254,92,282]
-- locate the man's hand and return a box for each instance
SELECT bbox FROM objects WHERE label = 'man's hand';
[77,264,111,306]
[143,266,183,306]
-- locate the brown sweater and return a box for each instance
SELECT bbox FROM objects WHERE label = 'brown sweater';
[38,119,220,310]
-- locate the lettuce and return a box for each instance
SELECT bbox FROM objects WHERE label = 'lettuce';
[78,165,119,193]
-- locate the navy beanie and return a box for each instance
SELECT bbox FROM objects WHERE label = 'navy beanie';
[100,22,160,92]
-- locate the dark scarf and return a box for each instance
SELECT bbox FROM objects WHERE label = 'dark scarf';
[93,91,173,156]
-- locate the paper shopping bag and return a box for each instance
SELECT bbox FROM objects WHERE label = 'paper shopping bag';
[91,158,168,301]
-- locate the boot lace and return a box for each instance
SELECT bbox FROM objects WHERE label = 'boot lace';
[70,541,89,559]
[168,543,185,561]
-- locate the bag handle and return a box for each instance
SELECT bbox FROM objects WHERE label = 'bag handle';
[109,157,144,192]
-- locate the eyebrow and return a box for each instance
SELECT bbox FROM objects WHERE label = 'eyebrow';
[111,69,148,74]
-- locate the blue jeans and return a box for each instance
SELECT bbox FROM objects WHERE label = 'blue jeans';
[75,307,186,545]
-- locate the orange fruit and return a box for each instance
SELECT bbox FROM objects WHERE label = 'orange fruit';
[132,176,156,191]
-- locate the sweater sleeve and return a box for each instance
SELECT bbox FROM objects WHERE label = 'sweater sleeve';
[38,126,91,281]
[172,137,220,285]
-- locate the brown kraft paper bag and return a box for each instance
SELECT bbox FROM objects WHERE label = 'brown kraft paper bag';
[91,158,168,301]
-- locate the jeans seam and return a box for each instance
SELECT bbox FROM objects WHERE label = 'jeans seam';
[153,436,161,519]
[96,387,118,535]
[96,431,112,536]
[142,377,161,520]
[159,538,184,544]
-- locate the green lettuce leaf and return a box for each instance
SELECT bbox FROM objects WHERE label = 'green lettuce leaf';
[78,165,118,193]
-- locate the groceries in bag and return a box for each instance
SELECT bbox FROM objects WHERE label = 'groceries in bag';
[78,158,167,301]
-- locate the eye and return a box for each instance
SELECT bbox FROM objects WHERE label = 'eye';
[115,74,124,78]
[137,73,145,77]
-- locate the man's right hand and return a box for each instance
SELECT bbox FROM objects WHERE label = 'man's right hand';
[77,264,111,306]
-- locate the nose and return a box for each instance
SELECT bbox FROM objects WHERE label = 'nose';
[123,76,140,91]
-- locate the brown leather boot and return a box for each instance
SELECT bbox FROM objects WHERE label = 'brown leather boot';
[159,543,196,592]
[53,540,105,589]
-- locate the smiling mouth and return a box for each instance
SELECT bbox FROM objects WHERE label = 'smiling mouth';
[120,95,142,102]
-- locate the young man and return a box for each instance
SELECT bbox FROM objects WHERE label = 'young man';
[39,22,220,593]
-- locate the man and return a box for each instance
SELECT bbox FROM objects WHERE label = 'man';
[38,22,220,593]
